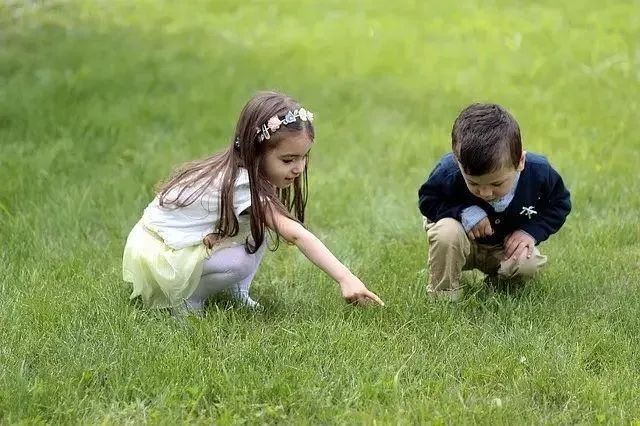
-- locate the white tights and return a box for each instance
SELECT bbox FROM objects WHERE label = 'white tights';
[187,242,266,309]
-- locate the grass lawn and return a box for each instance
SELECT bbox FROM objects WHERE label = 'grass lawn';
[1,0,639,423]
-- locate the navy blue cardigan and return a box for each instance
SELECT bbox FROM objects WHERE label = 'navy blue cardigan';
[418,152,571,245]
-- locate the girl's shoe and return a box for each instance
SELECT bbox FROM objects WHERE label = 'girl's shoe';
[230,289,263,310]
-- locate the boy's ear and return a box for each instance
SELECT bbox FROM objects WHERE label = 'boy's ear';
[517,151,526,171]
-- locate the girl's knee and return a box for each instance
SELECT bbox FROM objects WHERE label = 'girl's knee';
[204,245,259,279]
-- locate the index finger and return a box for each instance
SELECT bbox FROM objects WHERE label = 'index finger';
[366,290,385,306]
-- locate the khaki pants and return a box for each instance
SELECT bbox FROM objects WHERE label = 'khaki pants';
[424,218,547,299]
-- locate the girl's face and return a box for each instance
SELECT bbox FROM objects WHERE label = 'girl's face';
[458,152,525,202]
[261,133,313,188]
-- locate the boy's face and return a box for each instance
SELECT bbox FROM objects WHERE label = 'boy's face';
[458,152,525,202]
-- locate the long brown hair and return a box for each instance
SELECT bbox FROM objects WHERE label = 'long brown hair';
[157,91,314,253]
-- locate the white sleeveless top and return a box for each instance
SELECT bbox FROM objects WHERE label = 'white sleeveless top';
[142,168,252,250]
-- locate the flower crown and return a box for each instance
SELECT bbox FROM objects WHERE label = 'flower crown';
[257,107,314,142]
[234,108,315,149]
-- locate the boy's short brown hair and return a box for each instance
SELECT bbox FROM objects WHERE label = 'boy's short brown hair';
[452,103,522,175]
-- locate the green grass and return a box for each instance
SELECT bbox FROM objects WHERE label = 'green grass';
[2,0,640,423]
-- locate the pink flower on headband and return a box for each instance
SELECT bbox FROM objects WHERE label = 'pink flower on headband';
[256,108,315,142]
[267,116,282,132]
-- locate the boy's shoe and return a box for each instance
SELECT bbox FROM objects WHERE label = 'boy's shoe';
[427,288,463,302]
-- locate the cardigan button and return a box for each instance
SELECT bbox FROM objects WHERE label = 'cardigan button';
[495,218,501,224]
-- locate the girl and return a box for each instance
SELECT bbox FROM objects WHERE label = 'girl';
[123,91,384,314]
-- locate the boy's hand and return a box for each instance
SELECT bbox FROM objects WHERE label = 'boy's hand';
[339,275,385,306]
[467,217,493,240]
[504,230,535,260]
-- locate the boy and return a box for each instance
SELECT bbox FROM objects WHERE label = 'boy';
[418,103,571,300]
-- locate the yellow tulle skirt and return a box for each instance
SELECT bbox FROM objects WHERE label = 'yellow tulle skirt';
[122,222,208,309]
